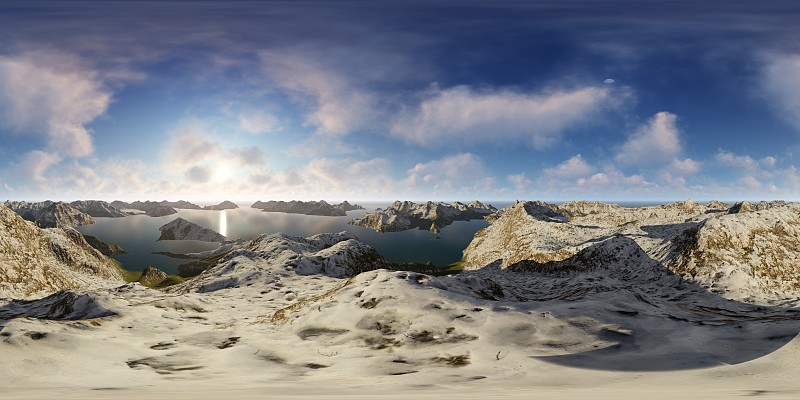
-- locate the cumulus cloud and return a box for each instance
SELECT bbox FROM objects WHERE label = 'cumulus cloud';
[715,150,777,170]
[761,54,800,131]
[0,52,111,157]
[391,85,614,148]
[544,154,593,178]
[616,112,681,165]
[259,51,377,136]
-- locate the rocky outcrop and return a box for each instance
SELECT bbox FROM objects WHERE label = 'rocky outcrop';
[348,200,497,233]
[158,217,226,242]
[0,206,124,299]
[69,200,127,217]
[728,201,756,214]
[251,200,364,216]
[4,201,95,228]
[203,200,238,210]
[81,235,126,256]
[137,266,169,287]
[461,200,800,303]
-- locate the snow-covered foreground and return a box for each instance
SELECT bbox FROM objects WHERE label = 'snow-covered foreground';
[3,201,800,399]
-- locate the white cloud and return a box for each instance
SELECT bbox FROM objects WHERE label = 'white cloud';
[233,146,268,167]
[544,154,593,178]
[391,85,614,148]
[186,166,211,183]
[238,110,279,134]
[259,51,377,136]
[0,51,111,157]
[507,173,532,192]
[405,153,495,194]
[14,150,62,185]
[761,54,800,131]
[302,158,391,193]
[739,175,762,190]
[715,150,757,169]
[670,158,700,174]
[616,112,681,165]
[715,150,776,170]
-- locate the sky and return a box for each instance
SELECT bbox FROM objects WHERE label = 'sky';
[2,1,800,202]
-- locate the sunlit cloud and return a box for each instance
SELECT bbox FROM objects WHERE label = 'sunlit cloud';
[391,85,617,148]
[0,51,111,158]
[616,112,681,166]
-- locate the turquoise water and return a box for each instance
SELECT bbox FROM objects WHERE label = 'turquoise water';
[75,204,493,274]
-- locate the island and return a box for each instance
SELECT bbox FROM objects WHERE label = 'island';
[348,200,497,233]
[251,200,364,216]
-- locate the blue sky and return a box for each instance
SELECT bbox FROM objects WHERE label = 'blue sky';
[2,1,800,202]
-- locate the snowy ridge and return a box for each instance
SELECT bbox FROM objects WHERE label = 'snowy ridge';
[173,231,391,293]
[463,200,800,303]
[0,206,124,299]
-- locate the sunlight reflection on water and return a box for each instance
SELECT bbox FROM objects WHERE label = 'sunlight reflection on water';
[219,210,227,237]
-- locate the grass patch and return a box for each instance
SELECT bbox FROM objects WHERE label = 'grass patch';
[178,250,232,278]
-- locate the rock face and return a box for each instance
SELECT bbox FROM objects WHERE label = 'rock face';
[0,205,124,299]
[174,231,392,292]
[203,200,238,210]
[69,200,127,217]
[348,200,497,233]
[81,235,126,256]
[251,200,364,216]
[462,200,800,303]
[3,201,95,228]
[158,217,226,242]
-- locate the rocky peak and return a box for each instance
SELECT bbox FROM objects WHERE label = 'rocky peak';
[158,217,226,242]
[728,201,755,214]
[69,200,127,217]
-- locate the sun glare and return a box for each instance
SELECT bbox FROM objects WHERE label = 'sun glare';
[214,164,233,181]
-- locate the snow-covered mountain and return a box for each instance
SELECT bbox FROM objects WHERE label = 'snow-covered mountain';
[0,205,124,299]
[3,200,95,228]
[348,200,497,233]
[462,200,800,303]
[158,217,226,242]
[69,200,128,217]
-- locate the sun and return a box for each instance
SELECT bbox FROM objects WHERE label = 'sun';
[214,164,233,181]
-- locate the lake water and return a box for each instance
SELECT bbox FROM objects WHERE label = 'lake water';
[75,204,495,275]
[74,200,672,275]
